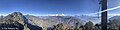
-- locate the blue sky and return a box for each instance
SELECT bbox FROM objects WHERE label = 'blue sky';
[0,0,120,16]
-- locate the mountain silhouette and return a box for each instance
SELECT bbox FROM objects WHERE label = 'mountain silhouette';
[0,12,42,30]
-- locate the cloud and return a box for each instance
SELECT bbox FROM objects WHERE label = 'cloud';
[84,6,120,15]
[108,14,120,16]
[0,14,8,16]
[48,14,65,16]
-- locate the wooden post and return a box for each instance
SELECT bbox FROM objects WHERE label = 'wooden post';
[101,0,107,30]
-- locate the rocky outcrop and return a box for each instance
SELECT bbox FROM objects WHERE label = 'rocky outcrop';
[0,12,42,30]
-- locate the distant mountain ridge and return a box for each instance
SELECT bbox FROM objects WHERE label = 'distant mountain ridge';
[25,15,83,28]
[25,14,100,28]
[0,12,101,30]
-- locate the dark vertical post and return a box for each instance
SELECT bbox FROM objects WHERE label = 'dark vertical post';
[101,0,107,30]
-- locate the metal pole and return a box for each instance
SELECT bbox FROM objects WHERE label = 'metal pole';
[101,0,107,30]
